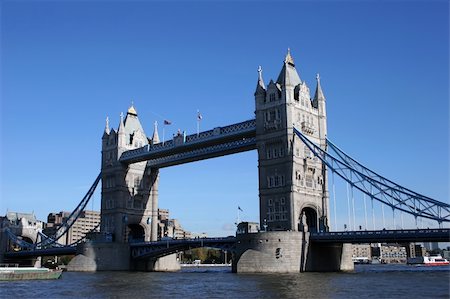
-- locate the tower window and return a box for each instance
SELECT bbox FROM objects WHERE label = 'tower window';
[270,93,276,102]
[306,175,313,188]
[270,110,276,120]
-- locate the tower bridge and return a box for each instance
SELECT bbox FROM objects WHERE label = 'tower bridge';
[3,50,449,272]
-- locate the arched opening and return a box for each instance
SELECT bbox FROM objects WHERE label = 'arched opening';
[127,224,145,243]
[299,207,318,233]
[10,236,34,251]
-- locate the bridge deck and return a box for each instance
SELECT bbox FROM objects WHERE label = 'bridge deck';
[310,228,450,243]
[130,237,237,260]
[120,119,256,167]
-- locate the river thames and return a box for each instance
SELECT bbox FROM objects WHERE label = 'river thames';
[1,264,449,298]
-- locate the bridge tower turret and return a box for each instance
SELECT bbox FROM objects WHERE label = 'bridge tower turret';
[255,49,330,233]
[100,105,159,243]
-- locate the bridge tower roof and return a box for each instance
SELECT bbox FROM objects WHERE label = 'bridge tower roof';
[123,104,146,137]
[276,48,301,87]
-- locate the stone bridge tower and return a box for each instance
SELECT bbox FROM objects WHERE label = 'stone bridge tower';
[101,105,160,243]
[255,49,329,233]
[233,50,349,274]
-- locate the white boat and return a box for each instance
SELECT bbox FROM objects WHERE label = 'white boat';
[0,266,62,281]
[407,255,450,266]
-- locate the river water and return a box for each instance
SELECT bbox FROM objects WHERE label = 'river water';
[1,264,449,298]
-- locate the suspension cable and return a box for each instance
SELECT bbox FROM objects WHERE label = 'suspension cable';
[364,193,368,230]
[346,182,351,231]
[332,164,337,230]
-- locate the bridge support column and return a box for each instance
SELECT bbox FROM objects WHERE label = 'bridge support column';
[305,242,353,272]
[233,231,306,273]
[132,254,180,272]
[67,242,130,271]
[233,231,353,273]
[150,168,159,242]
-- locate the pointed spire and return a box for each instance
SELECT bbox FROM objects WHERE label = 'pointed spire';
[118,112,125,133]
[105,116,110,134]
[284,48,295,66]
[313,73,325,102]
[276,48,301,87]
[152,121,160,144]
[255,65,266,95]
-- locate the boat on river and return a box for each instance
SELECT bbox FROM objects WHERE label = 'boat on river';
[0,266,62,281]
[407,255,450,266]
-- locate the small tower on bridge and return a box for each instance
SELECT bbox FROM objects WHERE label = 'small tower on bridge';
[101,105,160,243]
[255,49,330,233]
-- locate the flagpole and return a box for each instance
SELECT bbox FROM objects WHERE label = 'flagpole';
[197,110,201,136]
[163,126,165,144]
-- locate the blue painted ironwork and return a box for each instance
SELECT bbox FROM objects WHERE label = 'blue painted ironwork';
[311,228,450,243]
[131,237,236,260]
[120,119,256,165]
[38,173,101,247]
[6,174,101,250]
[294,127,450,224]
[145,137,256,168]
[4,228,36,249]
[4,246,77,258]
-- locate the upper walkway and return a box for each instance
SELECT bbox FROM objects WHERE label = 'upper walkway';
[120,119,256,167]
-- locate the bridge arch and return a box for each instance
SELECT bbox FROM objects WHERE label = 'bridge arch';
[299,206,318,233]
[10,235,34,251]
[127,224,145,243]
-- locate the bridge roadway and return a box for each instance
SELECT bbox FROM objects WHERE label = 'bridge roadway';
[309,228,450,243]
[119,119,256,167]
[130,237,237,260]
[4,229,449,259]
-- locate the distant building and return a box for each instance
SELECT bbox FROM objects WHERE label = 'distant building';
[352,244,371,263]
[408,243,427,258]
[44,210,100,245]
[237,222,260,235]
[3,212,44,244]
[423,242,440,251]
[380,244,407,264]
[0,212,45,266]
[158,209,191,239]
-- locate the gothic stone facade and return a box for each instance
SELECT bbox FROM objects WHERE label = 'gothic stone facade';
[101,106,160,242]
[255,50,329,233]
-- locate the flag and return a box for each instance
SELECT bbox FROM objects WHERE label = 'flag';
[164,120,172,125]
[197,111,202,121]
[238,206,243,212]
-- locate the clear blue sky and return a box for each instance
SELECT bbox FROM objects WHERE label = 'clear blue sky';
[1,0,448,236]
